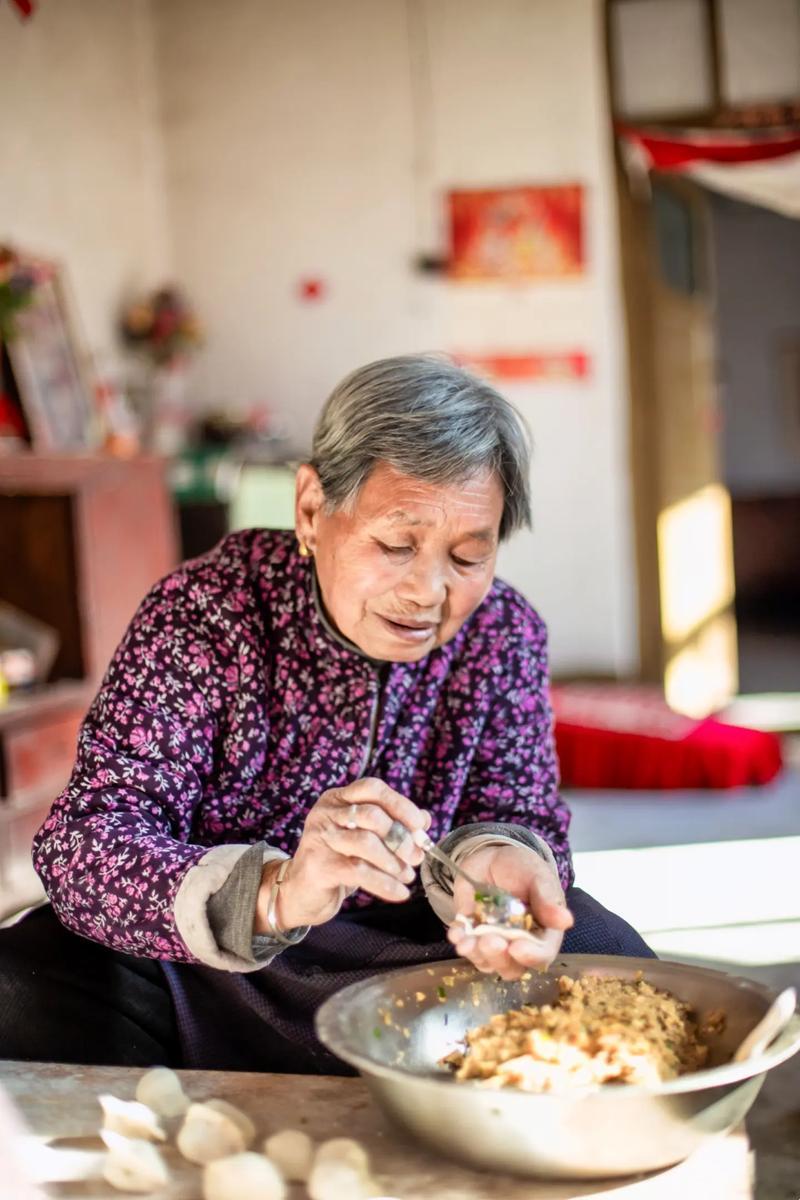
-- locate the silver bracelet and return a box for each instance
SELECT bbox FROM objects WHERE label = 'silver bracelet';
[265,857,296,946]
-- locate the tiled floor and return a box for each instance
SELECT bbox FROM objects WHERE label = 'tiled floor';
[568,763,800,1200]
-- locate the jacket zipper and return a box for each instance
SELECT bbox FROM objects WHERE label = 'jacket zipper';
[357,672,382,776]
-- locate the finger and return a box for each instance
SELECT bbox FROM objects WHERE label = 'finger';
[497,962,527,981]
[491,958,526,981]
[476,932,513,958]
[452,876,478,917]
[447,921,472,947]
[329,804,423,867]
[321,827,417,884]
[451,930,520,979]
[524,863,572,922]
[466,947,518,980]
[468,932,528,976]
[450,934,477,958]
[339,857,412,904]
[464,932,512,975]
[507,931,564,969]
[339,778,428,832]
[530,896,574,932]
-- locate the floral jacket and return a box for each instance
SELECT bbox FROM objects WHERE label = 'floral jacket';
[33,529,573,969]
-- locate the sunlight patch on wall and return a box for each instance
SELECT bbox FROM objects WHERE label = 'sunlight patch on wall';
[657,483,737,717]
[657,484,735,644]
[664,614,738,718]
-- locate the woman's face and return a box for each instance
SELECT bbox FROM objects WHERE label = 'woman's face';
[296,461,504,661]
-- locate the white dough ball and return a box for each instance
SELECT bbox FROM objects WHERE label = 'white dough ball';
[205,1098,256,1147]
[177,1102,247,1164]
[99,1095,166,1142]
[135,1067,190,1118]
[203,1152,286,1200]
[308,1159,377,1200]
[101,1130,169,1192]
[264,1128,314,1181]
[314,1136,370,1175]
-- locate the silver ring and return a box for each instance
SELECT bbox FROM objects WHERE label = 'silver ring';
[384,820,408,854]
[346,803,358,831]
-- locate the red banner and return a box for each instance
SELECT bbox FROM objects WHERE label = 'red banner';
[453,351,590,382]
[617,122,800,172]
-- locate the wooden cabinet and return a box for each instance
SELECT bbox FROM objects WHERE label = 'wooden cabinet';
[0,456,178,917]
[0,685,88,912]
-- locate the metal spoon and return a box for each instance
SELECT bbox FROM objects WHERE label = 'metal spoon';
[733,987,796,1064]
[384,821,528,926]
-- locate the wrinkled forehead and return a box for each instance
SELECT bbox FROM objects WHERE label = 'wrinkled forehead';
[352,462,503,534]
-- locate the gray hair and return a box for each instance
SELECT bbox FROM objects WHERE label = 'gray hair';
[311,355,531,540]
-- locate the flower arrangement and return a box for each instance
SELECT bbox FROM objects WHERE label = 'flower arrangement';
[120,286,204,367]
[0,245,42,341]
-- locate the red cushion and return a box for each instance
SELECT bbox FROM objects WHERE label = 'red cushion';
[552,686,783,790]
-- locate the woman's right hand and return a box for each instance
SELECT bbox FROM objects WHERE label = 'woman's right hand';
[254,777,430,933]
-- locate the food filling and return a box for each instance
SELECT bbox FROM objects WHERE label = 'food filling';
[443,973,725,1092]
[472,893,534,930]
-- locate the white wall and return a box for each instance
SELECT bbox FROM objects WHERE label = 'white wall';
[712,195,800,497]
[0,0,168,377]
[718,0,800,105]
[155,0,637,677]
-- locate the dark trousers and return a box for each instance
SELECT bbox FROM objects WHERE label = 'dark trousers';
[0,889,654,1069]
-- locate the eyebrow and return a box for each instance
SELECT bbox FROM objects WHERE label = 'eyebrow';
[383,511,495,542]
[385,511,425,526]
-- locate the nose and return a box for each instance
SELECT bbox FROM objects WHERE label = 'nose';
[396,550,447,610]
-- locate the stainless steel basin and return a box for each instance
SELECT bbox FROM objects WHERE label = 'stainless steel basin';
[316,954,800,1180]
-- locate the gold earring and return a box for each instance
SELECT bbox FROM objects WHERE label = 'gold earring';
[298,541,311,558]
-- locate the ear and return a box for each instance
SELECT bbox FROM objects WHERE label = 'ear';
[294,463,325,552]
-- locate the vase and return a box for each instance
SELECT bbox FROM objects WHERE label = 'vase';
[150,361,191,456]
[127,358,191,456]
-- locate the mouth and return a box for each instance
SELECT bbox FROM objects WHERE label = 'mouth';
[377,614,438,643]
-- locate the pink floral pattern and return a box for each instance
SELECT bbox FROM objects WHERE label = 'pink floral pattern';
[33,529,573,961]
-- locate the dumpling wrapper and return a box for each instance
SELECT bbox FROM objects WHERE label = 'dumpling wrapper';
[135,1066,190,1119]
[452,913,545,944]
[205,1099,256,1148]
[264,1128,314,1182]
[100,1130,169,1193]
[203,1151,285,1200]
[177,1102,247,1164]
[98,1095,166,1143]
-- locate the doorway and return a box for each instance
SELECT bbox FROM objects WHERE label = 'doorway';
[605,0,800,721]
[710,194,800,696]
[616,168,738,717]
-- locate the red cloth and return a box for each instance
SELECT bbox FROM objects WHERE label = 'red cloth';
[552,685,783,791]
[616,123,800,171]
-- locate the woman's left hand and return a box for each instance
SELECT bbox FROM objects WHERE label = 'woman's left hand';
[446,843,573,980]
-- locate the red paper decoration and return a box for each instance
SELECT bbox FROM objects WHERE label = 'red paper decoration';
[298,278,326,302]
[448,185,584,281]
[453,351,590,382]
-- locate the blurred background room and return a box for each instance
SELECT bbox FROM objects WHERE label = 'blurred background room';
[0,1,799,1191]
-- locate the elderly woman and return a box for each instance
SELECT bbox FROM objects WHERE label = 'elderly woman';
[0,356,652,1072]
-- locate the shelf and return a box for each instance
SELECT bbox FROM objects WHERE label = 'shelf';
[0,454,177,916]
[0,453,168,493]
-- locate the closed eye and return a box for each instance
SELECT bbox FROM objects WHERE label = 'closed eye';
[377,541,413,555]
[452,554,488,568]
